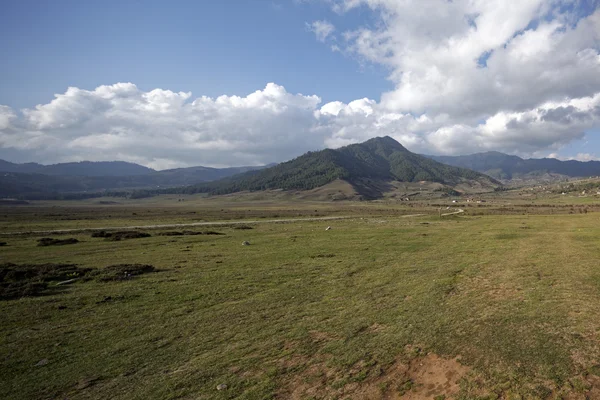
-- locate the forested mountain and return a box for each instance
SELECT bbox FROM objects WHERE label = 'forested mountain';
[428,152,600,180]
[0,137,502,200]
[0,159,270,179]
[0,160,154,176]
[151,136,499,197]
[0,163,271,199]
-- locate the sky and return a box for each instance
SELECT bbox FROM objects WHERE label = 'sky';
[0,0,599,169]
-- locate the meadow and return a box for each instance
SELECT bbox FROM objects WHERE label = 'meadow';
[2,194,600,399]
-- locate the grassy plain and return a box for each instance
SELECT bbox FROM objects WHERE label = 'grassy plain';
[2,191,600,399]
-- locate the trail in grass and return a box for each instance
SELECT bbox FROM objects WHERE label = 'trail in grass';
[0,214,428,236]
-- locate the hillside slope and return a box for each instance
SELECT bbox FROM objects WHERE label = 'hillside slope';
[0,160,154,176]
[0,163,271,198]
[429,152,600,180]
[160,136,499,198]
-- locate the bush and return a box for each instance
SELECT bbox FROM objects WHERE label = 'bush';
[37,238,79,246]
[91,231,151,240]
[0,263,91,300]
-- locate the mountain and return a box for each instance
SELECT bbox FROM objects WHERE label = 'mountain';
[0,159,271,180]
[40,161,154,176]
[0,163,271,199]
[158,136,499,198]
[0,160,45,174]
[154,164,276,183]
[0,138,500,200]
[428,152,600,180]
[0,160,154,176]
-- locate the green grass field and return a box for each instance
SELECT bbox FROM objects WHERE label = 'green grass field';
[2,198,600,399]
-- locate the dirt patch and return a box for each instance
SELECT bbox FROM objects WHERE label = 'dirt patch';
[461,275,524,302]
[276,353,470,400]
[37,237,79,246]
[0,263,91,300]
[403,354,470,399]
[91,231,151,240]
[551,363,600,400]
[157,230,225,236]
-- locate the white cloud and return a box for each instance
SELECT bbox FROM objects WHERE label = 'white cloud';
[571,153,599,162]
[330,0,600,119]
[0,1,599,169]
[0,82,599,168]
[0,106,16,130]
[307,20,336,42]
[0,83,326,168]
[548,152,600,162]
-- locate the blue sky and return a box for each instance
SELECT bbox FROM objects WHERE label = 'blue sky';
[0,0,599,168]
[0,0,389,109]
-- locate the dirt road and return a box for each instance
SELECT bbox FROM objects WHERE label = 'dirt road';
[1,213,433,236]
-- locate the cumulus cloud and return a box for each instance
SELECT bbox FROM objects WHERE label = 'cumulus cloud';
[549,152,599,161]
[0,81,599,168]
[307,20,336,42]
[0,83,326,169]
[331,0,600,118]
[0,1,599,168]
[0,106,16,131]
[317,92,600,155]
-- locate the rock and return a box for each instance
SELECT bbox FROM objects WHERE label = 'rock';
[325,226,331,231]
[35,359,49,367]
[242,241,250,246]
[216,383,228,391]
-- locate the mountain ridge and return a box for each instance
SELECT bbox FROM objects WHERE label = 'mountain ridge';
[154,136,500,199]
[0,162,272,198]
[1,137,507,200]
[427,152,600,180]
[0,160,154,176]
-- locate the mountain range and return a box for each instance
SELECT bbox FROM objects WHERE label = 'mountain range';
[428,152,600,181]
[0,161,271,199]
[148,136,499,199]
[0,160,154,176]
[4,138,600,200]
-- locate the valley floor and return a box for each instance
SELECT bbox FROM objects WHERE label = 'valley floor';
[2,196,600,399]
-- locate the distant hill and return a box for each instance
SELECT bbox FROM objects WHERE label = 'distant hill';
[155,136,499,199]
[41,161,155,176]
[0,162,271,199]
[0,139,503,200]
[428,152,600,180]
[0,160,45,174]
[0,160,154,176]
[154,164,276,183]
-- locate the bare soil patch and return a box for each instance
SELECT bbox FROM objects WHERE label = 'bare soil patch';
[276,353,470,400]
[403,354,469,399]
